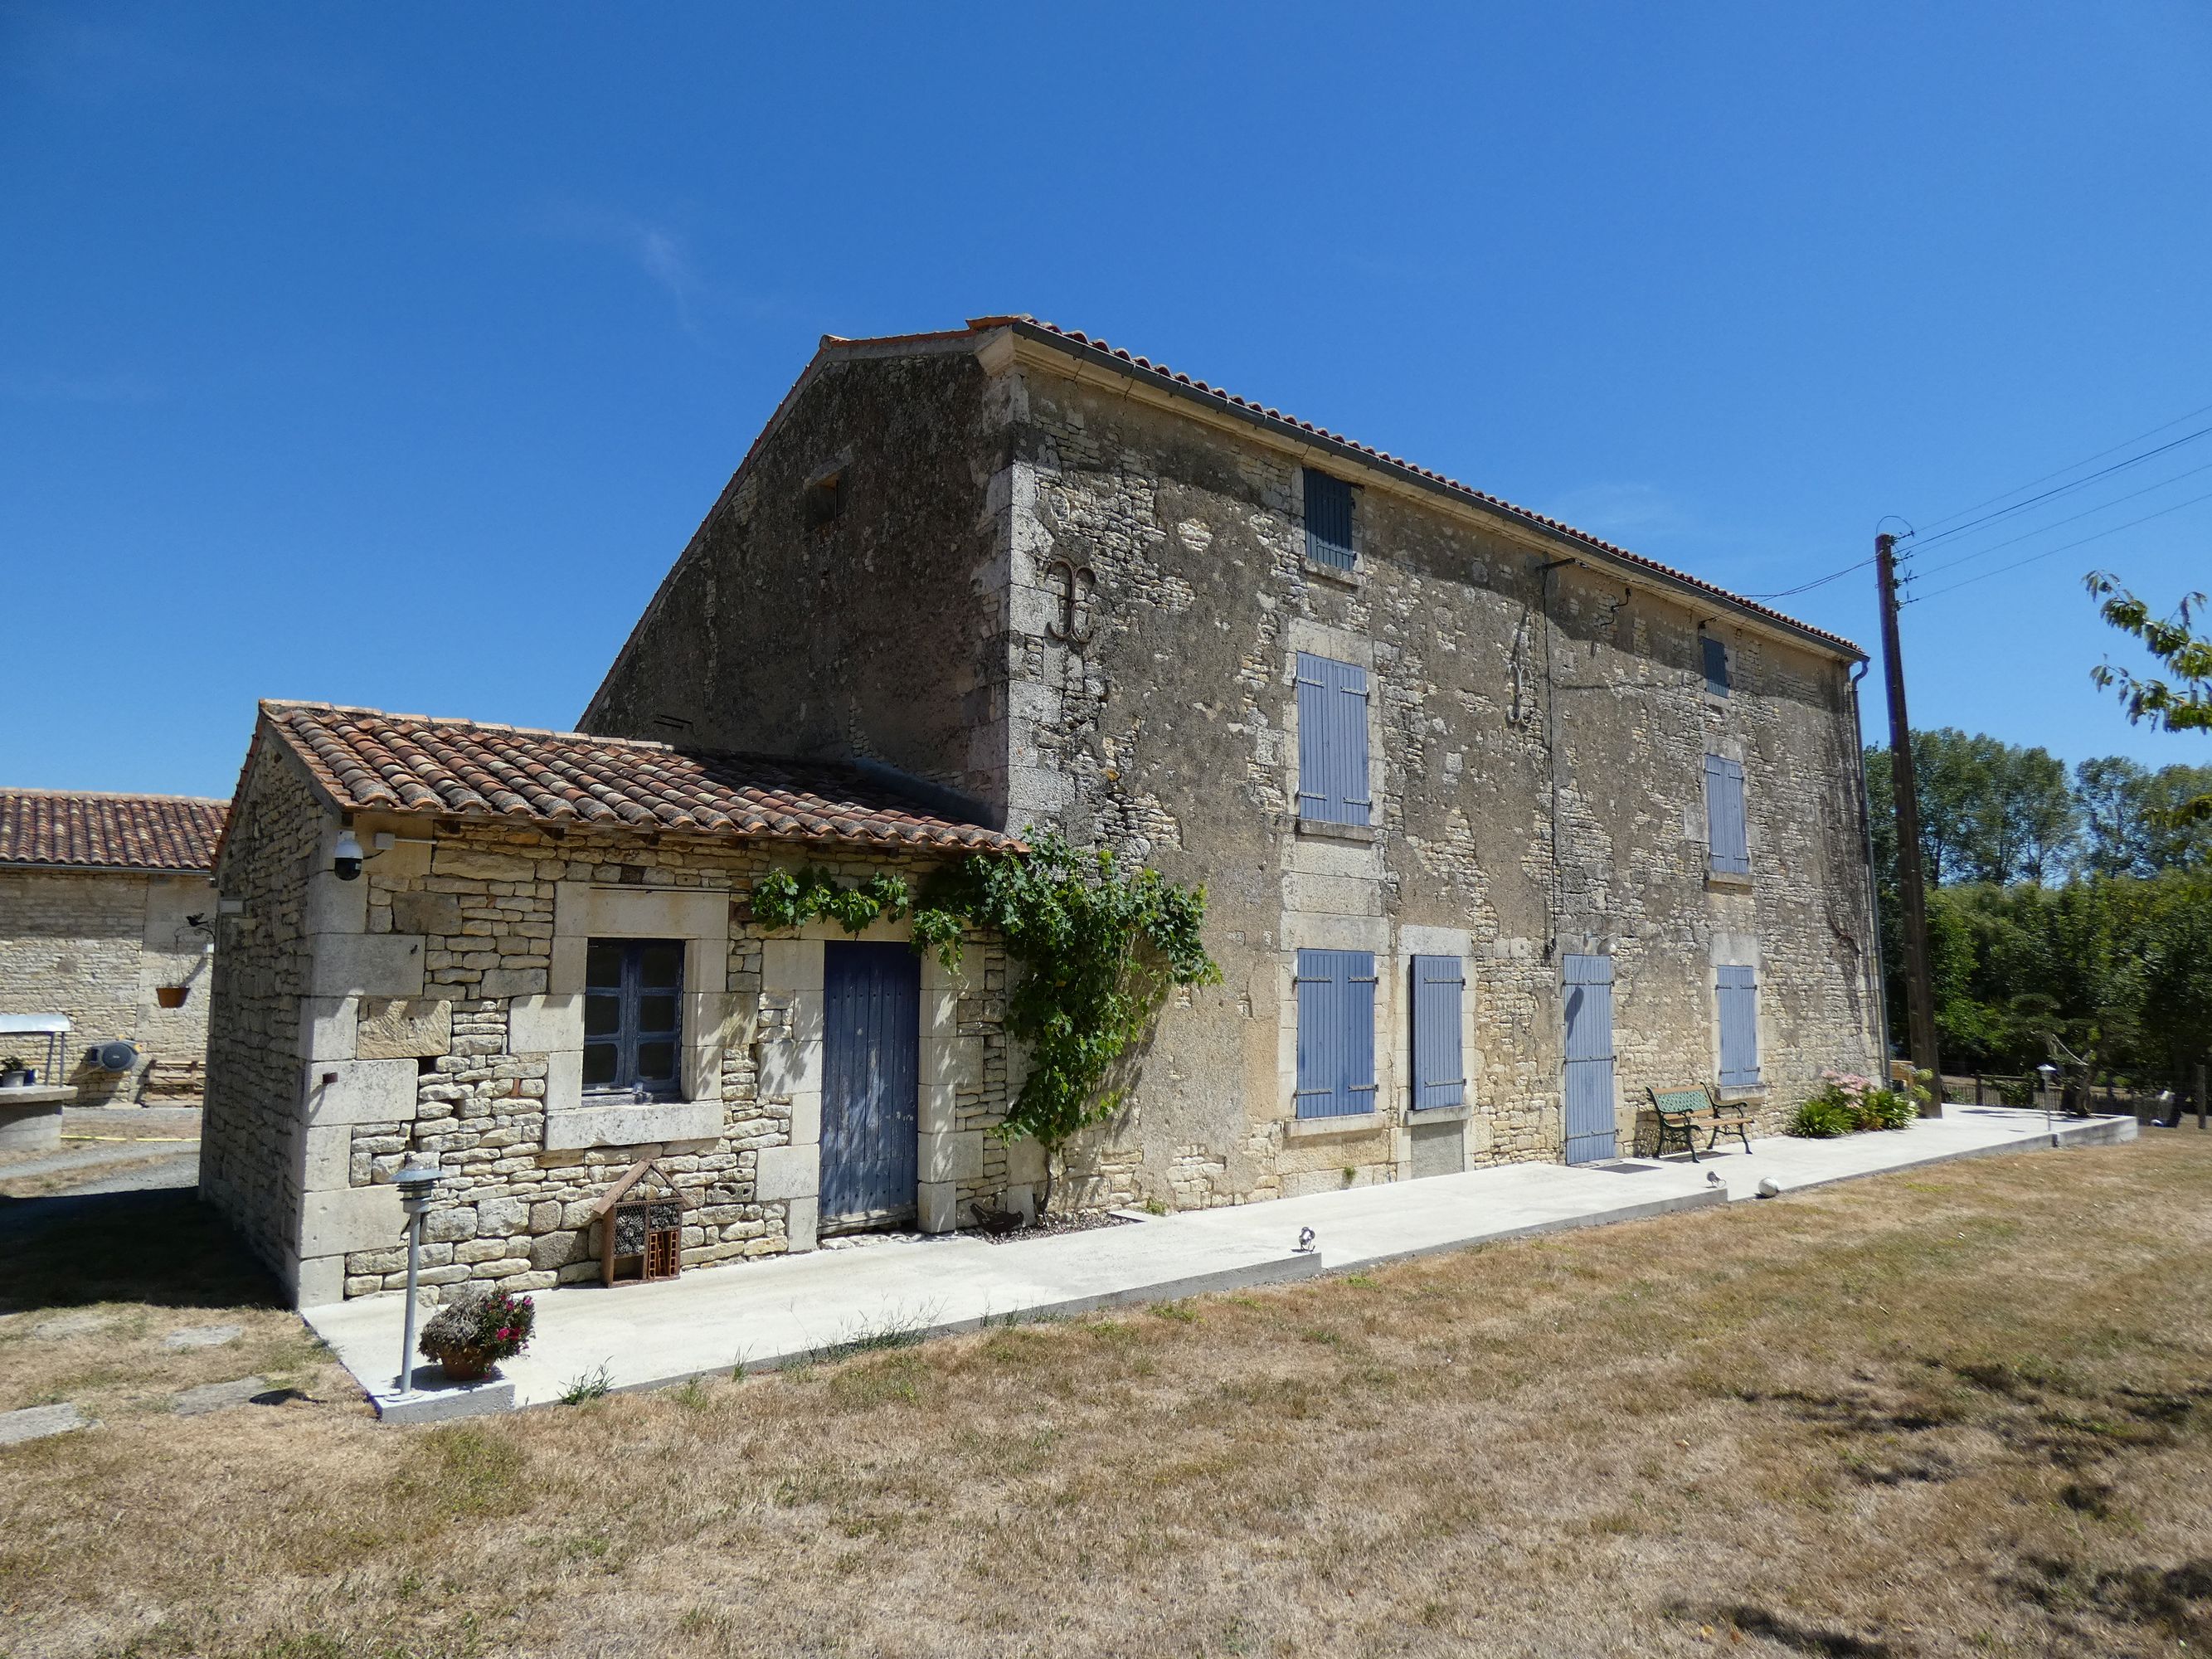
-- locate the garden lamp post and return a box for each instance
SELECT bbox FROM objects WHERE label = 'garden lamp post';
[2035,1063,2060,1138]
[394,1161,442,1398]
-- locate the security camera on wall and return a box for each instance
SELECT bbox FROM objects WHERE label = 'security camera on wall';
[333,828,365,882]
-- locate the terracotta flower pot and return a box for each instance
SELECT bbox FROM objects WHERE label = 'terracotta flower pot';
[155,985,189,1009]
[435,1345,495,1384]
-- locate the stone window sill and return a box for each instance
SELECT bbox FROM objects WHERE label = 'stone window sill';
[1296,818,1377,844]
[1715,1087,1767,1106]
[545,1097,722,1151]
[1301,556,1363,588]
[1408,1101,1472,1124]
[1286,1110,1385,1141]
[1705,871,1753,892]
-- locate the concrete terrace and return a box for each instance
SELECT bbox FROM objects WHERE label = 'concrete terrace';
[308,1106,2136,1421]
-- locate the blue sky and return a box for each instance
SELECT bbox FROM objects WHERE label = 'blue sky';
[4,3,2208,798]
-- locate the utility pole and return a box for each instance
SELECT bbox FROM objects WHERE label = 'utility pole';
[1876,532,1942,1112]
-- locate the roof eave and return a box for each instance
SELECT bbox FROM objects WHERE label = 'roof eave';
[986,318,1866,665]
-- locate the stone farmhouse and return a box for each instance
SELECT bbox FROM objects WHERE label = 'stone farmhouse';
[0,789,226,1101]
[201,316,1885,1308]
[586,318,1885,1204]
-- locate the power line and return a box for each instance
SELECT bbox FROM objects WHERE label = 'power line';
[1903,455,2212,584]
[1904,484,2212,605]
[1739,556,1874,600]
[1913,397,2212,536]
[1910,423,2212,551]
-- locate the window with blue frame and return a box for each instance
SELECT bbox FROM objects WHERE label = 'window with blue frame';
[1717,964,1762,1089]
[584,938,684,1099]
[1409,955,1466,1111]
[1704,754,1751,877]
[1304,469,1355,570]
[1702,634,1732,698]
[1295,947,1377,1118]
[1296,652,1371,825]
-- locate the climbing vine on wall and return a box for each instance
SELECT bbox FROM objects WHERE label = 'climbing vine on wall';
[751,832,1221,1209]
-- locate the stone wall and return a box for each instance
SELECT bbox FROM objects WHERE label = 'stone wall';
[201,747,321,1279]
[0,866,216,1101]
[999,367,1883,1199]
[200,739,1014,1305]
[576,326,1884,1214]
[582,339,1014,821]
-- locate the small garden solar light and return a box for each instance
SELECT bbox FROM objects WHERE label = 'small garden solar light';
[394,1161,443,1397]
[2036,1063,2061,1135]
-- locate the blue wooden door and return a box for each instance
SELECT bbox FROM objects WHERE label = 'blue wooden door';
[820,942,921,1229]
[1562,954,1617,1165]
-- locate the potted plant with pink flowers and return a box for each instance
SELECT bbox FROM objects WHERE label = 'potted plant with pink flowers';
[417,1285,536,1383]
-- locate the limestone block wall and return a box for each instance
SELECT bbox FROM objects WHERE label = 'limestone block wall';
[0,866,216,1100]
[201,752,322,1279]
[988,363,1883,1200]
[203,746,1014,1306]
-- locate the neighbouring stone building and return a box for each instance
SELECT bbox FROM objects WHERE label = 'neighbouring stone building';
[0,790,226,1101]
[582,316,1887,1211]
[199,703,1019,1307]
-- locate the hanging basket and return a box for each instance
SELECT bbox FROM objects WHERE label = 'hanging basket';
[155,985,190,1010]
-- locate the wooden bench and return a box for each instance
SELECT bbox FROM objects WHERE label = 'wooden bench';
[1645,1085,1754,1161]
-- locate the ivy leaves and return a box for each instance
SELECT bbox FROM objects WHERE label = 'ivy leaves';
[749,831,1222,1177]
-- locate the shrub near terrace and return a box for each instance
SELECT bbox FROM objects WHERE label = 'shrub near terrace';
[1790,1069,1927,1138]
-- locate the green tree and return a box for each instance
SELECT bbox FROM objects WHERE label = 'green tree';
[1864,729,2077,888]
[2087,572,2212,827]
[2074,757,2212,876]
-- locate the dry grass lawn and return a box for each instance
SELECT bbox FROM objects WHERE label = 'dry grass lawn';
[3,1134,2210,1657]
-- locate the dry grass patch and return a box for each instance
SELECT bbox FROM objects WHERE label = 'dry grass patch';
[2,1136,2211,1656]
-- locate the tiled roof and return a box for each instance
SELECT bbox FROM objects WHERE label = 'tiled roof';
[255,703,1018,854]
[0,790,226,872]
[946,315,1864,659]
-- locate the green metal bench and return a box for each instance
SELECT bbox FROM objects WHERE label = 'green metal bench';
[1645,1085,1753,1161]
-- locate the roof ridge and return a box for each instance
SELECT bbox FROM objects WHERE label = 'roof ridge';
[888,315,1860,658]
[261,699,687,758]
[0,787,230,806]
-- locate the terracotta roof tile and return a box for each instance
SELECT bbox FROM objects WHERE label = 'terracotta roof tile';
[256,703,1019,855]
[0,791,227,872]
[955,314,1864,659]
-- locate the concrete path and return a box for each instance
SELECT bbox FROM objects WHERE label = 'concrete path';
[306,1107,2133,1419]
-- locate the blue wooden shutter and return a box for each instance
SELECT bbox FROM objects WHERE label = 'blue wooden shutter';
[1704,755,1750,876]
[1411,955,1465,1110]
[1296,653,1371,825]
[1304,469,1355,569]
[1295,948,1377,1118]
[1562,954,1617,1164]
[1717,964,1761,1088]
[1702,634,1731,697]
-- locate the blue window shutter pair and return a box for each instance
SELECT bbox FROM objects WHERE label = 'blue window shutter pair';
[1717,964,1761,1088]
[1295,948,1377,1118]
[1410,955,1465,1110]
[1704,754,1751,876]
[1702,635,1731,697]
[1296,653,1371,825]
[1304,469,1355,569]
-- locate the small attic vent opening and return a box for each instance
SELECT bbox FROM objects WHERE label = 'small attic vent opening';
[805,467,845,528]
